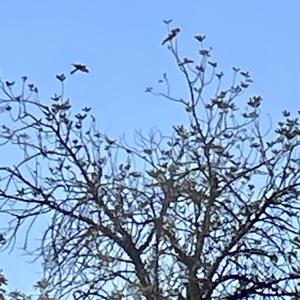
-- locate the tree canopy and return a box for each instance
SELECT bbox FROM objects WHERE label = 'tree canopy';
[0,23,300,300]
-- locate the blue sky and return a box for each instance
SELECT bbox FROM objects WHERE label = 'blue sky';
[0,0,299,295]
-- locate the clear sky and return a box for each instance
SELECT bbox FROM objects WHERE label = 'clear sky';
[0,0,299,295]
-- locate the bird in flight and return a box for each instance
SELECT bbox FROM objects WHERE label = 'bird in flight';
[70,63,89,74]
[162,28,180,45]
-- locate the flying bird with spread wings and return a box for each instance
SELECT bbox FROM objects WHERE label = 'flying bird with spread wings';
[70,63,90,74]
[162,28,180,45]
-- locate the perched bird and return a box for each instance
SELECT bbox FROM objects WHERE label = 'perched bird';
[70,63,89,74]
[162,28,180,45]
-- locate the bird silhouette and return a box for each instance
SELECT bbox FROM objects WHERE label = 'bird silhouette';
[162,28,180,45]
[70,64,89,74]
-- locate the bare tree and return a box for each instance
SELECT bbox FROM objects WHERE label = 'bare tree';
[0,23,300,300]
